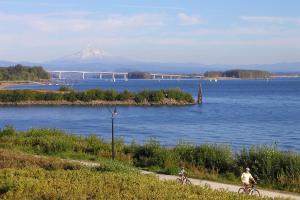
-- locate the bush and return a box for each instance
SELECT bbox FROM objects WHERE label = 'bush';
[63,91,77,102]
[104,90,118,101]
[148,90,165,102]
[0,125,16,137]
[43,93,63,101]
[134,94,146,103]
[163,89,195,103]
[132,140,166,168]
[116,90,134,101]
[236,145,300,192]
[58,86,73,92]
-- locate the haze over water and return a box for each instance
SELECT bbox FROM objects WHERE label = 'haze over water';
[2,79,300,152]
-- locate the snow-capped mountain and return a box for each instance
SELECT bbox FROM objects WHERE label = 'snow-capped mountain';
[71,48,110,60]
[50,47,113,63]
[44,47,142,71]
[2,46,300,73]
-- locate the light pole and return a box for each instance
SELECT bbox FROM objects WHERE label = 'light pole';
[111,107,117,160]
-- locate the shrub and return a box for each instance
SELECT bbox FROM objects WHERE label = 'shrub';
[236,145,300,192]
[148,90,165,102]
[116,90,134,101]
[132,140,166,168]
[58,86,73,92]
[104,90,118,101]
[63,91,77,102]
[134,94,146,103]
[0,125,16,137]
[163,89,194,103]
[43,92,63,101]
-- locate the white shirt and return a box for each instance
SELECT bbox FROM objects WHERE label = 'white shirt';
[241,172,253,184]
[179,169,186,176]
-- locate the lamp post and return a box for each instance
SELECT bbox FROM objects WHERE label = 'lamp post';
[111,107,117,160]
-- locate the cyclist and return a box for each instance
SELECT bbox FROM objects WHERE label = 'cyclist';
[241,167,256,193]
[178,166,187,183]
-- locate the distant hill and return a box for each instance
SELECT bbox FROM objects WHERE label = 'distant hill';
[0,64,50,81]
[1,48,300,73]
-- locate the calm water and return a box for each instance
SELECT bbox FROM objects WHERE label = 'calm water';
[1,79,300,151]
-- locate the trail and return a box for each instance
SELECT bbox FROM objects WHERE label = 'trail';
[73,159,300,200]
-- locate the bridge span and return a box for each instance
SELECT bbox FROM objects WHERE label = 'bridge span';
[49,71,128,80]
[48,71,204,80]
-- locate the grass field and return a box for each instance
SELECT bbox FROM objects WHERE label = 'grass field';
[0,126,299,195]
[0,149,284,200]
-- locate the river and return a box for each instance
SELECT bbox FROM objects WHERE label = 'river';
[1,78,300,151]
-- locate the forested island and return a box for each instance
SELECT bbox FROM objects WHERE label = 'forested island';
[0,87,195,106]
[128,72,152,79]
[204,69,272,79]
[0,64,50,81]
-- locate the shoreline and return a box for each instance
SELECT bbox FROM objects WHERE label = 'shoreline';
[0,99,197,107]
[0,80,48,90]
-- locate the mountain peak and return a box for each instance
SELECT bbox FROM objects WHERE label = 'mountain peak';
[56,46,111,62]
[78,46,110,60]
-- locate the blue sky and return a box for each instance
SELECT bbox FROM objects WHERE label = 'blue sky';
[0,0,300,64]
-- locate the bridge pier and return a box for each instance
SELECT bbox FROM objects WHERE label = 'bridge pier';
[112,73,115,81]
[82,72,85,80]
[123,74,128,81]
[99,73,102,79]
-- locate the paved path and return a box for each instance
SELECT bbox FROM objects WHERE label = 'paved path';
[141,170,300,200]
[71,159,300,200]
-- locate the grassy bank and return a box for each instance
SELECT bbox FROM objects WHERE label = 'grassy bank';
[0,127,299,193]
[0,88,195,106]
[0,149,275,199]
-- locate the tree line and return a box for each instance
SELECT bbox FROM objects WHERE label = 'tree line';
[204,69,272,79]
[0,64,50,81]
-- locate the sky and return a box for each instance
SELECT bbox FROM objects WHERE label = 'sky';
[0,0,300,64]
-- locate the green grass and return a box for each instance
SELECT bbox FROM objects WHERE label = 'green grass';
[0,126,299,193]
[0,149,280,200]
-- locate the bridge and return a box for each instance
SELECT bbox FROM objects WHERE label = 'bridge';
[48,71,204,80]
[270,75,300,78]
[49,71,128,80]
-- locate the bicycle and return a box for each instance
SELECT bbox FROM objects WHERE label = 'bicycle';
[238,182,260,197]
[176,176,192,185]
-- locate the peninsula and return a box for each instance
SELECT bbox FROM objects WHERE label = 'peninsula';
[0,87,196,106]
[0,65,50,89]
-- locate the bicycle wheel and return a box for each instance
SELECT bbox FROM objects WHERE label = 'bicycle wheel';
[185,179,192,185]
[251,189,260,197]
[238,188,246,195]
[176,178,183,184]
